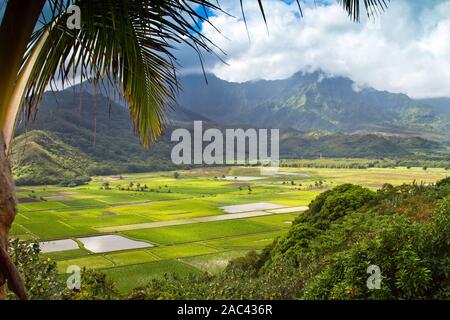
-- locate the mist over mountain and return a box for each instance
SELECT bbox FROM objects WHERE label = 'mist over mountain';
[176,71,450,141]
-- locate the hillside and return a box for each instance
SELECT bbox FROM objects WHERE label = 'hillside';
[11,80,450,185]
[12,130,92,185]
[177,72,450,141]
[12,90,198,185]
[279,131,443,159]
[109,178,450,300]
[417,97,450,117]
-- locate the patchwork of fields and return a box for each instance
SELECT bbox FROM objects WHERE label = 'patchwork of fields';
[12,166,449,292]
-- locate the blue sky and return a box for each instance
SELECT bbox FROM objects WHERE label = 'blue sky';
[0,0,69,29]
[0,0,5,21]
[2,0,450,98]
[176,0,450,98]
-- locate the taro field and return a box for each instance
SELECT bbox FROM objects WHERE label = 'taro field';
[12,166,449,292]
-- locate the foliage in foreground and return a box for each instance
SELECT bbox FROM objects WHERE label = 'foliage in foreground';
[7,240,63,300]
[8,178,450,300]
[129,180,450,300]
[7,240,118,300]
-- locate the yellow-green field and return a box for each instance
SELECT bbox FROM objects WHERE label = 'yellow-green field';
[12,166,449,292]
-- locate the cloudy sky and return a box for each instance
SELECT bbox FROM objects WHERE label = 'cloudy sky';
[176,0,450,99]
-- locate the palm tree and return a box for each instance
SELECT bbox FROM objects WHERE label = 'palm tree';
[0,0,388,299]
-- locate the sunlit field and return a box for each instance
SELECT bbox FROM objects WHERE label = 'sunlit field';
[12,166,449,292]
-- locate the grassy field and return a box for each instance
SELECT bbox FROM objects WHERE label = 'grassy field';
[12,165,449,293]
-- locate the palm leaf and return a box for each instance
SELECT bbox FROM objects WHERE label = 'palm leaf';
[23,0,221,147]
[338,0,390,21]
[21,0,389,147]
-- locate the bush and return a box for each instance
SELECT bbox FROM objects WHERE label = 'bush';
[7,239,119,300]
[126,180,449,300]
[295,184,376,229]
[436,176,450,187]
[65,268,119,300]
[301,199,449,299]
[9,178,449,300]
[8,240,64,300]
[58,175,91,187]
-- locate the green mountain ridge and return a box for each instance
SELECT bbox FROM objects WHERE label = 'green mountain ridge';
[12,130,91,185]
[11,78,450,185]
[177,71,450,141]
[279,131,443,159]
[12,90,196,185]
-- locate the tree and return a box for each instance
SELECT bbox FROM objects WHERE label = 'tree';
[0,0,388,300]
[1,4,222,298]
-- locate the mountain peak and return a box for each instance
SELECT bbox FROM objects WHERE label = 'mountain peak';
[177,71,449,141]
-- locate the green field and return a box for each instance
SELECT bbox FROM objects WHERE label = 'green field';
[103,260,202,292]
[123,220,277,244]
[13,165,449,293]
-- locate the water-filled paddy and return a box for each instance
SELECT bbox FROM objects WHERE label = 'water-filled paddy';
[16,166,449,293]
[39,239,79,253]
[78,235,153,253]
[220,202,286,213]
[221,176,266,181]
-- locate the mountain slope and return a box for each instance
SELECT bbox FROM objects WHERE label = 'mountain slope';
[15,87,208,163]
[12,130,92,185]
[12,89,199,185]
[11,79,450,185]
[279,131,442,159]
[417,97,450,116]
[177,72,450,141]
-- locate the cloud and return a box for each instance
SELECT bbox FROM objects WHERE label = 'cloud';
[177,0,450,99]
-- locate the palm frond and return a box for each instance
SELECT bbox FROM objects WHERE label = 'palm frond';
[23,0,221,147]
[338,0,390,22]
[21,0,389,147]
[241,0,389,30]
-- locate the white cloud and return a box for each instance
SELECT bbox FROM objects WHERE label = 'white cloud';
[185,0,450,98]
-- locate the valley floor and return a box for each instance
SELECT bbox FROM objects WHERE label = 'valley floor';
[12,166,449,292]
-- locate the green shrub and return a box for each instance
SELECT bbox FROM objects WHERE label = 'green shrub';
[8,239,64,300]
[301,199,449,299]
[65,268,119,300]
[126,180,449,300]
[296,184,376,229]
[7,239,119,300]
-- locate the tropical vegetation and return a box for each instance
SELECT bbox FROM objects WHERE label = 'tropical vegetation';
[9,176,449,300]
[0,0,431,301]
